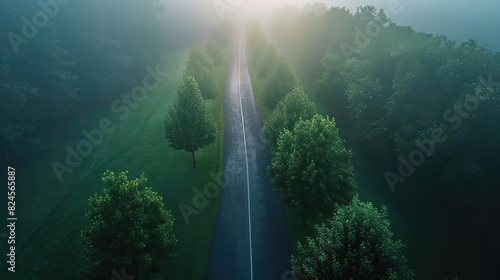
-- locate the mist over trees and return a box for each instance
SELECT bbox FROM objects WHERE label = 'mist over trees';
[267,3,500,197]
[0,0,212,162]
[259,4,500,278]
[184,48,219,99]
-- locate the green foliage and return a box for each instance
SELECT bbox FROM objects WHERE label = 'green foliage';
[346,73,387,141]
[268,114,356,226]
[258,44,279,79]
[0,0,194,160]
[185,48,218,99]
[263,87,317,146]
[247,20,267,55]
[354,5,390,26]
[270,5,500,187]
[164,76,217,167]
[186,48,215,73]
[81,170,176,280]
[314,52,352,132]
[205,38,223,66]
[185,60,218,100]
[291,198,414,280]
[0,1,78,160]
[263,58,298,109]
[344,29,500,183]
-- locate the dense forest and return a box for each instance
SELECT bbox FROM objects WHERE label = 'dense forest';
[246,3,499,279]
[0,0,213,163]
[1,1,499,279]
[266,4,500,192]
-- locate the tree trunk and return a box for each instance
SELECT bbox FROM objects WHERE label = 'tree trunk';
[191,150,197,168]
[302,216,307,228]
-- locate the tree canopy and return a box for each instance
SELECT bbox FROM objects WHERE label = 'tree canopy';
[267,4,500,195]
[263,57,298,109]
[263,87,317,146]
[81,170,176,280]
[292,198,414,280]
[268,114,356,226]
[164,76,217,167]
[185,48,218,99]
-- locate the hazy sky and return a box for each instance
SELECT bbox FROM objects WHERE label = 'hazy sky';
[165,0,498,50]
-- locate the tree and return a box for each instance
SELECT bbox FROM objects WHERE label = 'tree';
[205,37,223,66]
[258,44,279,79]
[186,48,214,73]
[185,60,218,99]
[81,171,177,280]
[185,48,218,99]
[315,52,350,131]
[354,5,390,26]
[263,57,298,109]
[268,114,356,226]
[291,198,415,280]
[164,76,217,168]
[263,87,316,146]
[346,73,387,142]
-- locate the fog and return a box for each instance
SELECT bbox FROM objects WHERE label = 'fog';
[197,0,499,50]
[323,0,499,49]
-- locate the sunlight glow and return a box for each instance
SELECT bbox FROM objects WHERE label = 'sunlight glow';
[241,0,303,17]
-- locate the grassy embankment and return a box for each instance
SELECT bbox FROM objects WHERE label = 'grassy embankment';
[13,44,231,280]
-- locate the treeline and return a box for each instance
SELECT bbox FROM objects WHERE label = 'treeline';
[267,4,500,197]
[247,22,414,279]
[0,0,204,162]
[81,27,229,279]
[164,26,230,167]
[248,4,500,278]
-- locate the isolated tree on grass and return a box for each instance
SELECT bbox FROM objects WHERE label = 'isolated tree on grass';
[164,76,217,168]
[263,57,298,109]
[185,48,218,99]
[268,114,356,227]
[263,87,317,146]
[292,197,415,280]
[81,170,177,280]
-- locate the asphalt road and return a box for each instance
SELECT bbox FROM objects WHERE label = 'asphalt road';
[206,30,292,280]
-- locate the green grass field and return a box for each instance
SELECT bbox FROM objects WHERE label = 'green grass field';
[13,45,230,280]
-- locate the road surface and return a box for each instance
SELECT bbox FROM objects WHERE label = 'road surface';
[206,29,292,280]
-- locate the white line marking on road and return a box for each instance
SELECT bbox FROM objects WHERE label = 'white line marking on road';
[238,34,254,280]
